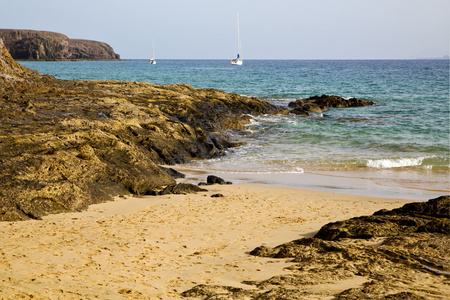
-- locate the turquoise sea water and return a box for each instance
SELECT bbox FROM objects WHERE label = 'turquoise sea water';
[20,59,450,195]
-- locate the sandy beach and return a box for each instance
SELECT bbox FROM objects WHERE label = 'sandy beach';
[0,183,417,299]
[1,19,448,299]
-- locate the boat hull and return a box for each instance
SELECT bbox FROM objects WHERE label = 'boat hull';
[231,59,243,65]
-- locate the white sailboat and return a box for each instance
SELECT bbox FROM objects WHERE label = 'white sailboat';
[149,37,156,64]
[231,13,243,65]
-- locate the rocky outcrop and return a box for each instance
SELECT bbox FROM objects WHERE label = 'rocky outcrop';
[68,39,120,60]
[314,195,449,240]
[0,29,120,60]
[0,38,280,221]
[184,196,450,299]
[0,37,40,92]
[204,175,232,185]
[289,94,375,115]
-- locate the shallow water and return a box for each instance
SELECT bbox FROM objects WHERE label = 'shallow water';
[20,59,450,196]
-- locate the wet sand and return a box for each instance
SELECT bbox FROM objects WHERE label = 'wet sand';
[0,184,414,299]
[175,166,448,200]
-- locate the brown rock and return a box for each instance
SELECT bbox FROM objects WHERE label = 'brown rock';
[290,107,310,116]
[153,183,207,195]
[314,196,449,240]
[207,175,226,185]
[187,196,450,299]
[211,193,224,198]
[0,29,120,60]
[0,38,280,221]
[288,94,375,114]
[68,39,120,60]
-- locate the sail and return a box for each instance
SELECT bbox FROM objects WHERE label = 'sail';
[231,12,243,65]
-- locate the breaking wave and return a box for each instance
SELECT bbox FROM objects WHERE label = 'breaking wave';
[366,157,427,169]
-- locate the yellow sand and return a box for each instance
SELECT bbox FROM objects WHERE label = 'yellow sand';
[0,184,414,299]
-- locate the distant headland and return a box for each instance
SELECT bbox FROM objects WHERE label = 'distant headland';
[0,29,120,61]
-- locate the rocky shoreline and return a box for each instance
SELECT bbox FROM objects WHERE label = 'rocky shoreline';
[183,195,449,299]
[0,36,379,222]
[0,37,280,221]
[1,37,449,299]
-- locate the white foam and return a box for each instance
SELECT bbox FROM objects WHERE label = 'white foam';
[366,157,425,168]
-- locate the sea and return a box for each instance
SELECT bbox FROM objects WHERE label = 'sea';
[20,59,450,199]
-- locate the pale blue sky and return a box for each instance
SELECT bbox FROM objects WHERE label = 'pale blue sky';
[2,0,449,59]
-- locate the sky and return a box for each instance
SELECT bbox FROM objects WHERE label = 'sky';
[2,0,449,60]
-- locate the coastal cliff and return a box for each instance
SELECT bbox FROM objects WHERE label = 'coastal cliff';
[0,29,120,60]
[0,37,279,221]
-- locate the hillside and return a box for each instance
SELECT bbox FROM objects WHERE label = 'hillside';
[0,29,120,60]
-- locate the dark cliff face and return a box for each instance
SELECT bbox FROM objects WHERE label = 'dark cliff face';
[69,39,120,60]
[0,29,120,60]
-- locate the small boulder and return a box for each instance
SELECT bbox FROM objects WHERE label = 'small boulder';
[207,175,225,184]
[211,193,224,198]
[150,183,207,195]
[207,175,232,185]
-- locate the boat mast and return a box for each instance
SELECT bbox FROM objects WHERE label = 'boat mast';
[237,12,241,58]
[231,12,242,65]
[152,37,155,60]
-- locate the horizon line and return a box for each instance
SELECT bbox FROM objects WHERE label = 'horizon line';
[121,57,450,61]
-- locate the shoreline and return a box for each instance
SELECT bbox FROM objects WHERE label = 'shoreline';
[2,39,448,298]
[173,166,448,201]
[0,183,418,299]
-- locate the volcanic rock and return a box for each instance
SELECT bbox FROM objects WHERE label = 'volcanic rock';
[68,39,120,60]
[314,195,449,240]
[151,183,207,196]
[199,175,233,186]
[211,193,224,198]
[288,94,375,115]
[207,175,232,185]
[159,167,186,179]
[0,29,120,60]
[184,196,450,299]
[290,107,310,116]
[0,37,280,221]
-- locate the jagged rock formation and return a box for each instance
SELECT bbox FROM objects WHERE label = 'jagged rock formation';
[288,94,375,116]
[315,195,449,240]
[0,38,280,221]
[0,37,40,91]
[183,196,450,299]
[0,29,120,60]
